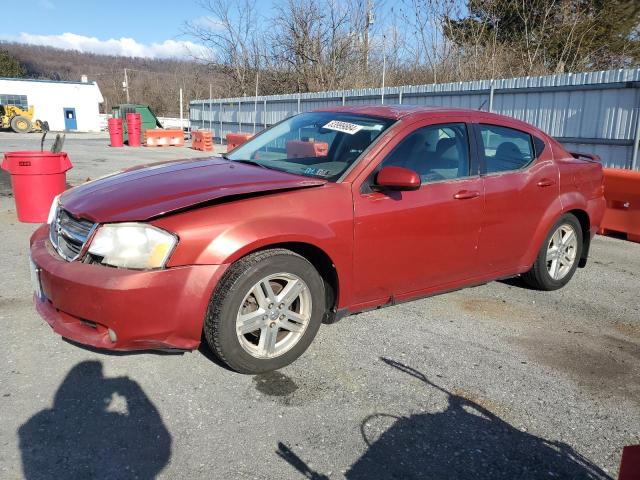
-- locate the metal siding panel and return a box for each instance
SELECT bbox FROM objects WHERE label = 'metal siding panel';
[190,68,640,167]
[513,93,526,122]
[551,91,566,138]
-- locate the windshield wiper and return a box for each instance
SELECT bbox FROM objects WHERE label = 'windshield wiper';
[231,159,269,169]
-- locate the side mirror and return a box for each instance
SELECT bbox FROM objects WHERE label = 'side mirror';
[375,166,420,191]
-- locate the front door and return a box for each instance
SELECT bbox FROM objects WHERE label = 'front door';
[63,108,77,130]
[352,120,484,308]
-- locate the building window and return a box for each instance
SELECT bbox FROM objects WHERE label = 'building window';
[0,94,28,109]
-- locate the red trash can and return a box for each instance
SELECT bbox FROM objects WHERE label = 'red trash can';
[126,113,142,147]
[108,117,123,147]
[1,151,73,223]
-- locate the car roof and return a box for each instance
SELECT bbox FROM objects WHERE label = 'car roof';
[315,105,550,138]
[315,104,525,123]
[315,105,454,120]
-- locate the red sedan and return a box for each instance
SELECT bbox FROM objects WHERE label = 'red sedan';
[30,106,605,373]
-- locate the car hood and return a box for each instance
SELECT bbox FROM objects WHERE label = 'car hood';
[60,157,327,223]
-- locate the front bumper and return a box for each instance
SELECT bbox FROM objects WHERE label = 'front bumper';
[30,225,228,351]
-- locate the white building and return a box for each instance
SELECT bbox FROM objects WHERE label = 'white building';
[0,77,104,132]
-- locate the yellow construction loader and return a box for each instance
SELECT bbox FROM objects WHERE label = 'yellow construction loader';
[0,105,46,133]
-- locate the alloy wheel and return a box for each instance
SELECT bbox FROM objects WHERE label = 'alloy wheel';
[235,273,312,359]
[545,224,578,280]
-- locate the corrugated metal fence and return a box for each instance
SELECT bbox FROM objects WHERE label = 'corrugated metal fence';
[190,68,640,170]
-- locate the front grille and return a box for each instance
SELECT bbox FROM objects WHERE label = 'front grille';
[49,208,96,261]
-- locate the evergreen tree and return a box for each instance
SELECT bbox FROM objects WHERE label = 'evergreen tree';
[445,0,640,73]
[0,49,26,77]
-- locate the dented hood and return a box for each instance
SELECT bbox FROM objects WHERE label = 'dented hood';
[60,157,326,223]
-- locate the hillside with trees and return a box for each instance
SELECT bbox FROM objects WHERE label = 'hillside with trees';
[0,43,219,117]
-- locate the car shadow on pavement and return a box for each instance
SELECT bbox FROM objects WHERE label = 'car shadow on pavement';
[497,276,536,290]
[18,360,171,480]
[197,333,235,371]
[277,357,612,480]
[62,338,187,357]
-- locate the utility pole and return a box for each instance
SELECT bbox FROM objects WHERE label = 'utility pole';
[123,68,130,103]
[253,70,259,134]
[179,88,184,131]
[381,34,386,104]
[363,0,374,71]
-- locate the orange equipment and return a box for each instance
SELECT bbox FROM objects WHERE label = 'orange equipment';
[144,129,185,147]
[226,132,252,150]
[192,131,213,152]
[286,140,329,158]
[599,168,640,243]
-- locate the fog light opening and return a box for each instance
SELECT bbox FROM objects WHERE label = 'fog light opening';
[108,328,117,343]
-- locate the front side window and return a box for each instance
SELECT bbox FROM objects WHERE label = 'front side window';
[381,123,470,184]
[226,112,394,181]
[479,124,534,174]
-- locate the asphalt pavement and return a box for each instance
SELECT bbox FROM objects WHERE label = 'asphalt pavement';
[0,132,638,479]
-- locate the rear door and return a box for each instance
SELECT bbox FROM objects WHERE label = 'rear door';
[351,119,484,307]
[475,123,559,274]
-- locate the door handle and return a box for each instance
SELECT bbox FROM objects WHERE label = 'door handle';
[537,178,556,187]
[453,190,480,200]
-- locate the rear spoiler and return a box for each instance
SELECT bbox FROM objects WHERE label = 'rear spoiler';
[570,151,601,163]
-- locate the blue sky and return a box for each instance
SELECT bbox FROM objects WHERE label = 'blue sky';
[5,0,201,44]
[3,0,453,59]
[1,0,277,58]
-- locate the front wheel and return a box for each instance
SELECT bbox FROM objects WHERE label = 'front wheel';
[11,115,32,133]
[521,214,583,291]
[204,249,325,374]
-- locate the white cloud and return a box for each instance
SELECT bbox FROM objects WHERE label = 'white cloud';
[1,32,210,59]
[191,16,225,30]
[38,0,55,9]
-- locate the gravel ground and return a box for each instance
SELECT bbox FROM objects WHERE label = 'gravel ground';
[0,132,638,479]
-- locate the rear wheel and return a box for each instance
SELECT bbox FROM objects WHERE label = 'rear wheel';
[11,115,32,133]
[522,214,583,290]
[204,249,325,373]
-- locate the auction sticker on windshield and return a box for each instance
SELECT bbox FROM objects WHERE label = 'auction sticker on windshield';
[323,120,364,135]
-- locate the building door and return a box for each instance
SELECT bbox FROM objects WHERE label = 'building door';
[63,108,77,130]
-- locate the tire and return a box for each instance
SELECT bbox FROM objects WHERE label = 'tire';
[10,116,32,133]
[204,249,325,374]
[521,214,583,291]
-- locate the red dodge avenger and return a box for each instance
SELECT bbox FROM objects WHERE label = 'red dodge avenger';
[30,106,605,373]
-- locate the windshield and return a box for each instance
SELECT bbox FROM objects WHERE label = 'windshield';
[226,112,394,181]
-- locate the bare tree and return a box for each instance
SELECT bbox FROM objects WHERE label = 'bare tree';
[269,0,359,92]
[185,0,263,96]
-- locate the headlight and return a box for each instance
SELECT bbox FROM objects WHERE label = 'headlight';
[87,223,178,269]
[47,195,60,225]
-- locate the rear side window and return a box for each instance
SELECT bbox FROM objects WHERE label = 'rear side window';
[382,123,470,184]
[479,124,534,174]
